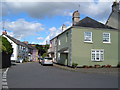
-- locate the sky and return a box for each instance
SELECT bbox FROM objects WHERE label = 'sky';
[0,0,119,45]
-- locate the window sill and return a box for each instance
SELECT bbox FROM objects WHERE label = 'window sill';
[91,60,103,62]
[84,41,93,43]
[103,42,111,44]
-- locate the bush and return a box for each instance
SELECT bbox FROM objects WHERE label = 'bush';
[94,64,100,68]
[72,62,78,68]
[42,53,47,58]
[83,65,89,68]
[0,36,13,54]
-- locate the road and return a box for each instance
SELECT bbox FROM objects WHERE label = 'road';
[7,62,118,88]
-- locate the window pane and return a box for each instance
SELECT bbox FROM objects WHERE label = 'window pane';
[84,32,92,42]
[103,33,110,42]
[91,50,104,61]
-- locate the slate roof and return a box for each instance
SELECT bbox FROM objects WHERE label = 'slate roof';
[4,34,38,50]
[4,35,28,47]
[28,44,37,50]
[74,17,116,29]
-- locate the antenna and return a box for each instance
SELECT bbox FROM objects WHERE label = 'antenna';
[2,20,5,31]
[78,3,80,11]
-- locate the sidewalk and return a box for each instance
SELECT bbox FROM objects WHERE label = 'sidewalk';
[53,63,119,75]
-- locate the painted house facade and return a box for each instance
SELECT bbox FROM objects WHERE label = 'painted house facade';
[2,32,29,63]
[48,1,119,67]
[31,47,38,61]
[2,32,39,63]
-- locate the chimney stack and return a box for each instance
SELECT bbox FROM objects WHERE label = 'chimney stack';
[2,30,7,35]
[23,41,28,44]
[62,24,66,31]
[112,1,119,12]
[72,10,80,26]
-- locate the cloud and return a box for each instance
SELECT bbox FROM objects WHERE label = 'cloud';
[64,21,72,26]
[37,37,44,40]
[0,19,44,40]
[49,27,57,32]
[2,0,115,22]
[39,26,62,45]
[39,24,72,45]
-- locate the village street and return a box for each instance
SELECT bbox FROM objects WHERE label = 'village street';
[4,62,118,88]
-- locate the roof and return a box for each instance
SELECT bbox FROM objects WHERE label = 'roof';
[28,44,37,50]
[50,26,72,41]
[23,43,34,49]
[74,17,116,29]
[4,34,38,50]
[4,35,27,47]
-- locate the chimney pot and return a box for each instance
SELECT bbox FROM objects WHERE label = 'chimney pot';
[62,24,67,31]
[2,30,7,35]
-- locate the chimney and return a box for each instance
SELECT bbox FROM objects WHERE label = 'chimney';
[62,24,66,31]
[23,41,28,44]
[2,30,7,35]
[112,1,119,12]
[72,10,80,26]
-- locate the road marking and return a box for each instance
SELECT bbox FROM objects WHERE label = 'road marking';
[2,68,9,89]
[4,68,9,74]
[3,74,6,77]
[2,86,8,89]
[2,82,7,85]
[2,76,6,79]
[2,79,7,82]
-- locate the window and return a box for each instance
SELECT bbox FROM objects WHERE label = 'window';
[66,32,68,42]
[103,33,111,43]
[91,49,104,61]
[58,53,60,60]
[58,40,61,45]
[84,32,92,42]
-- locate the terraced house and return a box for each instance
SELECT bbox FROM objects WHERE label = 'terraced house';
[48,1,119,67]
[2,31,38,63]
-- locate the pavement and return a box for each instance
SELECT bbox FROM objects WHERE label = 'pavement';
[0,69,2,90]
[53,63,119,76]
[6,62,118,88]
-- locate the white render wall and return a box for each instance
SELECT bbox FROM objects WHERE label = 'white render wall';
[2,35,18,61]
[11,43,18,61]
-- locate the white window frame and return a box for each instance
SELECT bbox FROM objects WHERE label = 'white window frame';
[84,32,93,43]
[58,40,61,45]
[66,32,68,42]
[58,53,60,60]
[91,49,104,61]
[103,32,111,43]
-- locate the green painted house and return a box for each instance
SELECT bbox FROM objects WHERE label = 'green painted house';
[48,1,119,67]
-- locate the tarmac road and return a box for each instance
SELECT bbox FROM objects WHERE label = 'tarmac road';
[7,62,118,88]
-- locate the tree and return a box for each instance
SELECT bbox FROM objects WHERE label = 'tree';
[35,44,49,57]
[0,36,13,54]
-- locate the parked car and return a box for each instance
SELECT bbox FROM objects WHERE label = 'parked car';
[39,58,44,63]
[41,57,53,65]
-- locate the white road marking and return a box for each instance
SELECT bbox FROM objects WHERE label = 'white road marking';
[2,68,9,89]
[2,82,7,85]
[2,79,7,82]
[2,74,6,76]
[2,86,8,88]
[4,68,9,74]
[2,76,6,79]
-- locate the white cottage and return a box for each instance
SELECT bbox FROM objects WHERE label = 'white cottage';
[2,31,29,63]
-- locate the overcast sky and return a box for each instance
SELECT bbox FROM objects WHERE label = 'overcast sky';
[0,0,118,44]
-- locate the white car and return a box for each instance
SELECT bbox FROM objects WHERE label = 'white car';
[41,57,53,65]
